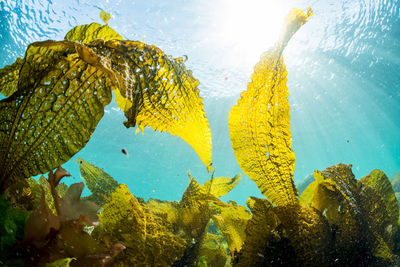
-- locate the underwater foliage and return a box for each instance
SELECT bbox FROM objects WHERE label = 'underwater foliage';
[91,39,213,169]
[65,22,212,169]
[197,233,230,267]
[0,57,23,97]
[0,40,115,190]
[297,163,399,265]
[361,169,399,236]
[210,201,251,256]
[93,184,187,266]
[38,175,68,215]
[390,170,400,205]
[0,193,27,251]
[3,166,124,266]
[204,175,242,198]
[235,197,332,266]
[228,8,313,206]
[0,19,212,190]
[76,158,119,206]
[1,7,400,267]
[64,22,123,43]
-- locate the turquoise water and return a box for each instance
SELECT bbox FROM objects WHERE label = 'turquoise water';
[0,0,399,205]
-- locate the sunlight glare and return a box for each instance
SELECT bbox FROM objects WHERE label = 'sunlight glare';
[216,0,289,66]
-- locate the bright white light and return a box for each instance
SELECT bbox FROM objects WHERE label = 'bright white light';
[214,0,289,66]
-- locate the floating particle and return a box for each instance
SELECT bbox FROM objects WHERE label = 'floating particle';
[121,148,129,156]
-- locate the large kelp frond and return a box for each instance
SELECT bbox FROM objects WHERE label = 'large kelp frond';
[94,185,186,266]
[0,57,23,97]
[143,198,180,226]
[178,177,212,239]
[76,159,119,206]
[310,165,363,258]
[272,204,332,265]
[235,197,278,267]
[198,233,230,267]
[210,201,251,255]
[90,39,212,169]
[228,8,312,206]
[305,163,397,265]
[204,174,242,198]
[358,184,396,261]
[0,40,115,189]
[64,22,123,43]
[361,169,399,234]
[237,198,332,266]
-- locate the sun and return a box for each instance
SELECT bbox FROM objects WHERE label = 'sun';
[214,0,289,66]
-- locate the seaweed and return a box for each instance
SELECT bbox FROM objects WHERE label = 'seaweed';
[1,6,399,267]
[0,193,27,251]
[210,201,251,256]
[0,40,115,190]
[228,8,313,206]
[0,18,212,191]
[0,57,23,97]
[76,159,119,206]
[0,166,123,266]
[93,184,186,266]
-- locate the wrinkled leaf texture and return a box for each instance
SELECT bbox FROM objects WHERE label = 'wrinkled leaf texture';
[228,8,313,206]
[66,23,212,169]
[0,57,23,97]
[0,40,114,189]
[0,22,212,188]
[76,158,119,206]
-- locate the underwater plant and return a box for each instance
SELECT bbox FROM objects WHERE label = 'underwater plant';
[226,6,400,267]
[0,17,212,192]
[0,6,400,267]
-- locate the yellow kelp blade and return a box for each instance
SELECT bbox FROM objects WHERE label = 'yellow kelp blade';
[76,159,120,206]
[198,233,230,266]
[210,202,251,255]
[0,41,115,189]
[90,39,212,169]
[361,169,399,236]
[95,184,186,266]
[228,8,312,206]
[309,163,396,265]
[204,174,242,198]
[64,22,123,43]
[0,57,23,97]
[100,10,111,25]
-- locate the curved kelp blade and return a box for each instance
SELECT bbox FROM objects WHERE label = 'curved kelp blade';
[0,40,114,189]
[0,57,24,97]
[237,198,332,266]
[64,22,123,43]
[90,40,212,169]
[94,184,186,266]
[228,8,313,206]
[361,169,399,236]
[210,201,251,255]
[308,164,396,265]
[76,159,119,206]
[204,174,242,198]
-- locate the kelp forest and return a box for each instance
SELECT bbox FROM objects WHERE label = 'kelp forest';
[1,7,400,267]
